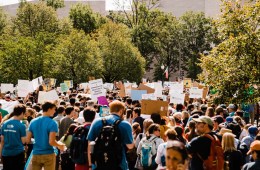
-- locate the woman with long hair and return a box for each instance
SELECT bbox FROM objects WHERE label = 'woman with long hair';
[222,132,244,170]
[184,120,198,142]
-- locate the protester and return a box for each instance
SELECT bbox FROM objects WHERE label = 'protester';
[242,140,260,170]
[27,101,66,170]
[59,106,75,139]
[0,104,27,170]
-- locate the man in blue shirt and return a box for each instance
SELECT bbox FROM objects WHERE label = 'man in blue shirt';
[27,101,66,170]
[87,100,134,170]
[0,104,27,170]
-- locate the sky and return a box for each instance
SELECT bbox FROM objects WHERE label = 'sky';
[0,0,33,6]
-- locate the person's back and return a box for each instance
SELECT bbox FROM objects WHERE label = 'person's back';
[59,106,75,138]
[242,141,260,170]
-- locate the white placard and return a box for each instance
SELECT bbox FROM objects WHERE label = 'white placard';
[17,80,34,97]
[80,83,89,90]
[145,83,155,89]
[89,79,105,100]
[169,81,183,94]
[189,87,203,98]
[106,0,132,11]
[0,84,14,93]
[103,83,114,91]
[154,82,163,97]
[0,100,19,113]
[142,93,157,100]
[170,93,185,104]
[38,90,59,104]
[32,76,43,90]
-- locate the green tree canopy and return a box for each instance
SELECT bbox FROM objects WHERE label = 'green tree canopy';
[199,0,260,103]
[94,22,145,82]
[39,0,65,10]
[0,8,6,35]
[69,3,107,34]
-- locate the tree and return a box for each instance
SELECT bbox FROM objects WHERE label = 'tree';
[94,22,145,82]
[0,8,6,35]
[199,0,260,103]
[12,2,60,38]
[51,30,103,84]
[40,0,65,10]
[179,11,218,80]
[69,3,107,34]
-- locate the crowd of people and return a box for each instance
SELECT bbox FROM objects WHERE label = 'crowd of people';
[0,86,259,170]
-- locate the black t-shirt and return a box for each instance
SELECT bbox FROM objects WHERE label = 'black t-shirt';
[186,132,221,170]
[224,150,243,170]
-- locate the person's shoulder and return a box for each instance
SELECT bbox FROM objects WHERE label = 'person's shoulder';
[242,162,255,170]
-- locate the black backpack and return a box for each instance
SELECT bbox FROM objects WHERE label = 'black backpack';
[92,118,122,170]
[70,124,90,164]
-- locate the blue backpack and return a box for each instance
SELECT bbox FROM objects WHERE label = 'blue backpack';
[140,137,157,168]
[70,124,90,164]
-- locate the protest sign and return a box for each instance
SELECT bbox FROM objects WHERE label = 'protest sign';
[138,83,155,94]
[124,83,132,95]
[154,82,163,97]
[0,100,19,113]
[32,76,43,90]
[141,100,168,116]
[170,93,185,104]
[60,83,69,93]
[103,83,114,91]
[183,78,192,88]
[64,80,73,88]
[169,82,183,94]
[189,87,203,98]
[131,90,147,100]
[38,90,59,104]
[89,79,105,100]
[0,84,14,93]
[142,93,157,100]
[17,80,34,97]
[98,96,109,106]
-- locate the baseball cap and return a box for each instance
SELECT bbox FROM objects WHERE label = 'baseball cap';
[193,116,213,127]
[213,115,224,124]
[227,104,235,109]
[248,126,258,136]
[247,140,260,155]
[5,94,10,98]
[219,104,226,109]
[226,116,233,123]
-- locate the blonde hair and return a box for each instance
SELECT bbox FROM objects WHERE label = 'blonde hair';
[222,132,236,152]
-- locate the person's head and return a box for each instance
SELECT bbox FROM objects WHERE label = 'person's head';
[222,132,236,152]
[188,120,196,131]
[132,122,141,136]
[109,100,125,118]
[247,140,260,160]
[87,100,95,108]
[168,116,176,127]
[193,116,213,135]
[42,101,56,116]
[166,141,188,170]
[233,116,244,128]
[143,119,154,133]
[64,124,78,141]
[12,104,26,118]
[147,123,160,137]
[151,113,161,124]
[26,108,36,118]
[248,126,258,137]
[5,94,11,101]
[65,106,75,116]
[173,112,182,124]
[187,104,194,112]
[205,107,214,117]
[83,108,96,123]
[165,129,177,141]
[69,98,76,106]
[215,106,224,116]
[176,104,183,112]
[57,106,65,115]
[181,111,189,120]
[227,104,236,113]
[126,109,133,119]
[126,98,132,106]
[32,105,41,112]
[133,107,141,118]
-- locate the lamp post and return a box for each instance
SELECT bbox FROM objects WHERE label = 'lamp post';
[161,64,165,86]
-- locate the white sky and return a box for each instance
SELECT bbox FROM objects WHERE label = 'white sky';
[0,0,34,6]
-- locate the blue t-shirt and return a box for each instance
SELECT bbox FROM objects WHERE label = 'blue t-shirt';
[87,114,133,170]
[1,119,26,156]
[29,116,58,155]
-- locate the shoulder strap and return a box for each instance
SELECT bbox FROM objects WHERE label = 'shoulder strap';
[102,118,106,126]
[139,133,143,141]
[113,119,122,126]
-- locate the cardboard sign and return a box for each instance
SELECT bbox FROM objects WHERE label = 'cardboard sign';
[189,87,203,98]
[142,93,157,100]
[141,100,168,116]
[138,84,155,94]
[0,84,14,93]
[32,76,43,90]
[131,90,147,100]
[170,93,185,104]
[17,80,34,97]
[89,79,105,100]
[183,78,192,88]
[98,96,109,106]
[169,82,183,94]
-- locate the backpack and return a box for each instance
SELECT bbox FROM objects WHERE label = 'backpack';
[70,124,90,164]
[92,118,122,170]
[140,136,157,168]
[198,134,224,170]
